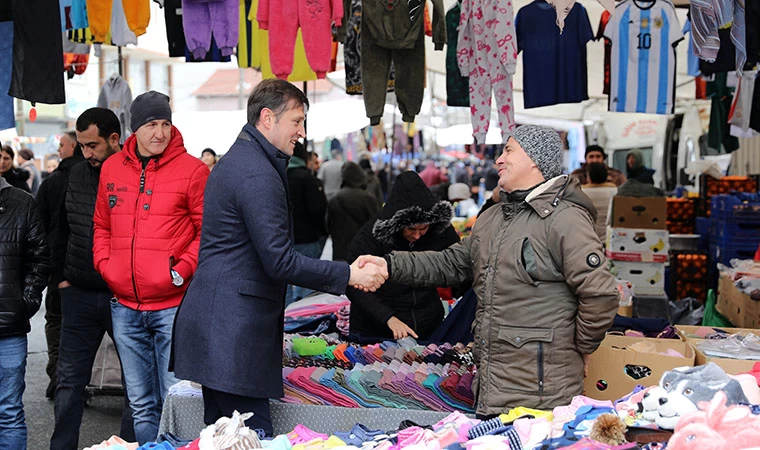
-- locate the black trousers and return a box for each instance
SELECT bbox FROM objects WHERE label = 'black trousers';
[44,283,62,389]
[202,386,273,437]
[50,286,135,450]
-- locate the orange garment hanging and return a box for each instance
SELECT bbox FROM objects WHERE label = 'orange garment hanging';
[86,0,149,43]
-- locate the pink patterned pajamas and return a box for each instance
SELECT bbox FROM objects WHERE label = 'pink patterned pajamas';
[457,0,518,144]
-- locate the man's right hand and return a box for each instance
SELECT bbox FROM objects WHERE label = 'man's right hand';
[58,280,71,289]
[348,256,388,292]
[387,316,418,340]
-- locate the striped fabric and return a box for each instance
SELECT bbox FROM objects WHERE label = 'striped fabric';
[689,0,733,62]
[604,0,683,114]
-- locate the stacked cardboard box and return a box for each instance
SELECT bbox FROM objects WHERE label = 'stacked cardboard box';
[607,197,669,296]
[716,274,760,329]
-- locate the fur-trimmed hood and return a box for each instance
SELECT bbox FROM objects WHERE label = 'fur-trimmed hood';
[372,171,452,244]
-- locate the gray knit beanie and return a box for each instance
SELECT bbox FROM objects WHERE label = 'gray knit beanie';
[130,91,172,132]
[505,125,563,180]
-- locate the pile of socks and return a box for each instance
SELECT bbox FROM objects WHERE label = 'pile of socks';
[281,336,476,412]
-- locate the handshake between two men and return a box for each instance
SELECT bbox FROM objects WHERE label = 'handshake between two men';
[347,255,390,292]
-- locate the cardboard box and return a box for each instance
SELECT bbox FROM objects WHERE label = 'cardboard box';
[584,335,695,401]
[606,227,670,262]
[613,261,666,296]
[608,197,668,230]
[675,325,760,374]
[716,274,760,329]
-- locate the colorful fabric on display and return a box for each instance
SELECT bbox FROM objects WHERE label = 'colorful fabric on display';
[604,0,683,114]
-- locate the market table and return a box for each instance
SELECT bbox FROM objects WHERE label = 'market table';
[158,394,461,440]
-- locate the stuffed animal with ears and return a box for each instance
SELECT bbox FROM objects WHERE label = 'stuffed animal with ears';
[640,363,749,430]
[668,391,760,450]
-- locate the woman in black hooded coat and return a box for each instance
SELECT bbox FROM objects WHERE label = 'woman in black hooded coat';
[346,171,461,342]
[0,146,31,192]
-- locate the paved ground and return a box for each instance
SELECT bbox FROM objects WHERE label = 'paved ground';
[25,298,124,450]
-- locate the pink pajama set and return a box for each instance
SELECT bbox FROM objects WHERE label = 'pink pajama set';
[457,0,518,144]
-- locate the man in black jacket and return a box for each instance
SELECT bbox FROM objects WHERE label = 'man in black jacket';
[50,108,134,450]
[285,141,328,305]
[36,130,84,399]
[0,177,50,449]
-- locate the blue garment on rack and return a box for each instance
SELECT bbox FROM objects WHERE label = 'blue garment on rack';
[0,22,14,131]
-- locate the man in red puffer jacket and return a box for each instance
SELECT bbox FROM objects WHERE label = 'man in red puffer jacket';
[93,91,209,445]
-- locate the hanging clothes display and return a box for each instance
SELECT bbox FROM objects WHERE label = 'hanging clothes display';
[336,0,395,95]
[361,0,445,125]
[458,0,517,143]
[707,72,740,152]
[445,0,468,107]
[69,0,89,30]
[164,0,188,57]
[109,0,138,46]
[97,75,133,144]
[86,0,149,43]
[257,0,343,79]
[682,18,702,77]
[545,0,614,34]
[748,0,760,67]
[0,21,14,131]
[9,0,65,105]
[700,27,737,75]
[689,0,752,72]
[181,0,239,59]
[752,75,760,133]
[598,10,612,95]
[237,0,318,81]
[516,0,594,109]
[604,0,683,115]
[63,34,92,78]
[185,36,232,62]
[729,69,758,136]
[67,27,115,45]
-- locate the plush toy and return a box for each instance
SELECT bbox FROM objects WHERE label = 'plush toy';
[589,413,628,445]
[668,391,760,450]
[640,363,749,430]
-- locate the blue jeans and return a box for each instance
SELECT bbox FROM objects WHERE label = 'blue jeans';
[0,335,27,450]
[285,241,323,306]
[110,301,180,445]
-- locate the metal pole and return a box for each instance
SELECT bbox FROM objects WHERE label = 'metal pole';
[238,68,245,110]
[303,81,308,140]
[118,46,123,76]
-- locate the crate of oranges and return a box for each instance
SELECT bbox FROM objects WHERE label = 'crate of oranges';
[669,252,709,302]
[666,198,696,234]
[698,175,759,216]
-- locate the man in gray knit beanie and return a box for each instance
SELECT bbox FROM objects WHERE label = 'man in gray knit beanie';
[356,121,618,414]
[499,124,563,192]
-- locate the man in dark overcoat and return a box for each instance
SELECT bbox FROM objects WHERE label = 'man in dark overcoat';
[171,79,386,436]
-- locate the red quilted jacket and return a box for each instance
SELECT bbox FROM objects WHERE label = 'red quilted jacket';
[93,127,209,310]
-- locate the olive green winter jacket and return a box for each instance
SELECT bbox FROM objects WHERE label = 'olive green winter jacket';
[388,175,619,415]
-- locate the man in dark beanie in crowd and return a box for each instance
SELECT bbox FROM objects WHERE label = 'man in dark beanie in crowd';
[570,144,626,186]
[356,125,619,416]
[92,91,209,444]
